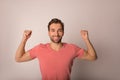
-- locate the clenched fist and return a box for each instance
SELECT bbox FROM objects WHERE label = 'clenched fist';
[22,30,32,41]
[80,30,89,41]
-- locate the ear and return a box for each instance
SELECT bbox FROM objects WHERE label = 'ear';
[48,30,50,36]
[62,31,64,36]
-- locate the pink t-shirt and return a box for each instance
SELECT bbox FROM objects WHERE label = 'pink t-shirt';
[29,43,84,80]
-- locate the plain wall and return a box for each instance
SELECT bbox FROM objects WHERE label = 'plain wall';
[0,0,120,80]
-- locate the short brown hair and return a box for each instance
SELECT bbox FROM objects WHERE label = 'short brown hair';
[48,18,64,31]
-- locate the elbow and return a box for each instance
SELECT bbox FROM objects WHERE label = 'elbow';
[90,51,98,61]
[15,58,20,62]
[15,57,22,63]
[91,57,97,61]
[90,55,98,61]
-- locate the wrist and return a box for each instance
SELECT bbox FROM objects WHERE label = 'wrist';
[21,38,27,43]
[83,38,90,42]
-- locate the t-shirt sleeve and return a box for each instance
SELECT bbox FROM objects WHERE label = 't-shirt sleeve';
[72,44,84,58]
[28,44,40,59]
[76,48,84,58]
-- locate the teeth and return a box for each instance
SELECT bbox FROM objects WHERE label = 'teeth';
[54,37,59,38]
[54,37,59,40]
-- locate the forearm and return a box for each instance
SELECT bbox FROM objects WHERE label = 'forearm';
[84,39,96,58]
[15,39,27,61]
[80,30,97,60]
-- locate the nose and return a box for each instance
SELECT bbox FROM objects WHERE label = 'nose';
[55,31,59,36]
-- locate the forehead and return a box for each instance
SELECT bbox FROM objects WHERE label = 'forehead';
[49,23,62,29]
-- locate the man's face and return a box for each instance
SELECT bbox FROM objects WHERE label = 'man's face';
[48,23,64,43]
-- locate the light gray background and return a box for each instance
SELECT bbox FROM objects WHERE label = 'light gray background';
[0,0,120,80]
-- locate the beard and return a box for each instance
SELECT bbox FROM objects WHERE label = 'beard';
[50,36,62,43]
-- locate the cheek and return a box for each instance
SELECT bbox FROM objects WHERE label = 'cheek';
[59,32,64,36]
[48,32,51,36]
[48,32,54,37]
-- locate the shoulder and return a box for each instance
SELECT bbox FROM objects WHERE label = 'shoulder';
[64,43,80,49]
[32,43,48,49]
[38,43,49,48]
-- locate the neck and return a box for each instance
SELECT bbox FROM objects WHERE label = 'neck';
[50,42,63,51]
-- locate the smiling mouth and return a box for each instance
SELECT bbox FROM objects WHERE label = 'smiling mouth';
[54,37,60,40]
[50,36,62,43]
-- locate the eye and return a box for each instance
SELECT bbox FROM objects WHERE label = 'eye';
[50,29,55,32]
[58,29,63,32]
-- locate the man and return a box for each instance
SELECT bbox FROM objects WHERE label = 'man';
[15,18,97,80]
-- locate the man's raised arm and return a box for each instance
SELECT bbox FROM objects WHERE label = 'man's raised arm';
[80,30,97,61]
[15,30,33,62]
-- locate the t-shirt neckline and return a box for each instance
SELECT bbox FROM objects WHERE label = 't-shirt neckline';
[47,43,66,52]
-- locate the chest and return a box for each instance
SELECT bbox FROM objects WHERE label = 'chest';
[37,48,76,67]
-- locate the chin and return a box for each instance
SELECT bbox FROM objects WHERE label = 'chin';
[52,40,61,43]
[50,38,62,43]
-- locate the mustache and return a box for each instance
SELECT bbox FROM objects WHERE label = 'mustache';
[52,35,60,37]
